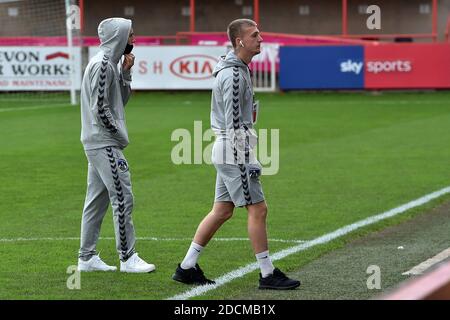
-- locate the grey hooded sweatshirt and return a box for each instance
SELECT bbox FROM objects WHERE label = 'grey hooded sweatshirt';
[80,18,132,150]
[211,51,259,165]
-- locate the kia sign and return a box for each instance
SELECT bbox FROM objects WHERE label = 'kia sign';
[279,46,364,89]
[0,47,81,90]
[365,44,450,89]
[169,54,216,80]
[89,46,227,89]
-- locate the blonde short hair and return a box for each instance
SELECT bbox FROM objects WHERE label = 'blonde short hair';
[227,19,257,48]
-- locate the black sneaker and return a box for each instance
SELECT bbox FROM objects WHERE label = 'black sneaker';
[258,268,301,290]
[172,263,216,285]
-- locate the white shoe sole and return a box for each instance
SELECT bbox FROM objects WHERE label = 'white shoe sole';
[78,266,117,272]
[120,265,156,273]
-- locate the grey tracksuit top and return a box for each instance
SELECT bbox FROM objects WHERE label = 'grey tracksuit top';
[80,18,132,151]
[211,51,259,165]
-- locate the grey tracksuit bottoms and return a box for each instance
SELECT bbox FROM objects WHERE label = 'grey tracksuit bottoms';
[78,146,136,261]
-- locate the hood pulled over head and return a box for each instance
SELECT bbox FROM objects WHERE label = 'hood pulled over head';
[97,17,132,64]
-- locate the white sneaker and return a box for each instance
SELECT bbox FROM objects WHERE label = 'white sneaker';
[120,253,156,273]
[78,255,117,272]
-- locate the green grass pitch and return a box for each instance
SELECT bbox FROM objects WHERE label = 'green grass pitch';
[1,91,450,299]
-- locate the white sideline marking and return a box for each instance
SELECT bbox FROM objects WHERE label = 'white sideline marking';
[0,99,446,113]
[0,104,70,112]
[402,248,450,276]
[0,236,305,244]
[168,186,450,300]
[300,100,449,106]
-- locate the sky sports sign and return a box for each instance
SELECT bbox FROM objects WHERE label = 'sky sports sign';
[279,44,450,90]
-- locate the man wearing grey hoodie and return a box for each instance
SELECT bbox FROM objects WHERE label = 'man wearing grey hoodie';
[77,18,155,273]
[173,19,300,290]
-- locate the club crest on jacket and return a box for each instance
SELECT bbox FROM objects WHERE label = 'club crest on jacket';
[117,159,129,172]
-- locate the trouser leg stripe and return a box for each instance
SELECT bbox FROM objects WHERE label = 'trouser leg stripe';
[105,147,129,257]
[232,67,252,205]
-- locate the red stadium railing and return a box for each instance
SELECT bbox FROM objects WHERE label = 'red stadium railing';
[341,33,437,42]
[175,31,377,46]
[0,31,444,47]
[0,36,179,46]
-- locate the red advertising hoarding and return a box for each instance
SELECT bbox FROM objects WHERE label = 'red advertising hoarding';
[365,44,450,89]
